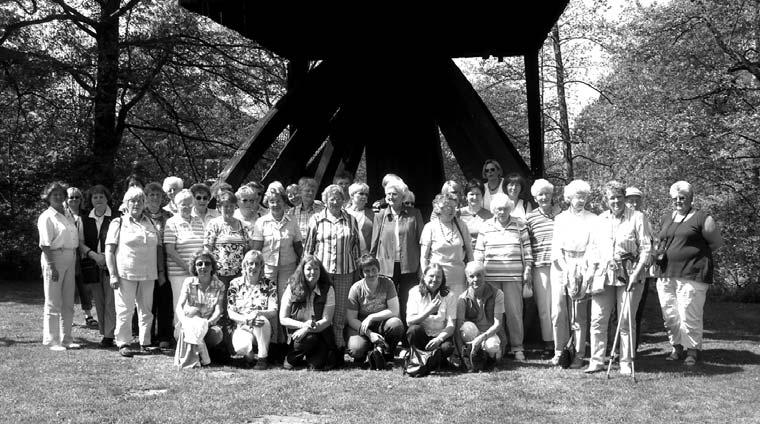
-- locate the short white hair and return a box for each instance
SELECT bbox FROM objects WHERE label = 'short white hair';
[489,193,514,215]
[382,173,403,188]
[530,179,554,197]
[669,181,693,198]
[162,176,183,192]
[563,180,591,202]
[348,182,369,197]
[465,261,485,276]
[120,186,145,211]
[321,184,346,203]
[385,179,409,196]
[173,189,193,205]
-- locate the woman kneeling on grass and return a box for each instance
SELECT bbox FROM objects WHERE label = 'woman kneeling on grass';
[406,262,457,366]
[455,261,504,371]
[228,250,278,370]
[279,255,338,370]
[345,254,404,370]
[174,251,226,368]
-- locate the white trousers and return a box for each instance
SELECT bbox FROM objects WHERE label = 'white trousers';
[41,249,76,346]
[169,274,190,328]
[550,263,589,356]
[589,283,643,365]
[657,277,708,349]
[532,266,554,342]
[231,317,272,358]
[114,278,155,347]
[460,321,501,358]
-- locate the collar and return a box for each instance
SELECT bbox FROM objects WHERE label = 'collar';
[315,208,347,223]
[89,206,113,219]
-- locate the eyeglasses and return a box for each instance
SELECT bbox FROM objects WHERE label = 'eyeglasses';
[671,196,687,202]
[484,168,497,173]
[195,196,209,201]
[195,260,212,267]
[356,192,368,196]
[403,201,414,206]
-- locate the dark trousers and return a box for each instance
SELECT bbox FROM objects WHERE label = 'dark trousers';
[287,331,331,369]
[392,262,418,328]
[406,324,454,359]
[347,318,405,360]
[634,277,654,351]
[74,272,93,312]
[151,280,174,343]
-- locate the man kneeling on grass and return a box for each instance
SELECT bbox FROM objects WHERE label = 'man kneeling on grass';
[455,262,504,372]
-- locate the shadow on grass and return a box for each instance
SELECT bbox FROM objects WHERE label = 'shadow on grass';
[0,337,40,347]
[0,280,43,305]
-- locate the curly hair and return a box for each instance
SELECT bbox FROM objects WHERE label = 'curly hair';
[417,262,449,297]
[287,255,331,302]
[189,250,218,276]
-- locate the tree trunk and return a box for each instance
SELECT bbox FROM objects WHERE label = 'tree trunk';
[551,23,573,180]
[91,0,121,188]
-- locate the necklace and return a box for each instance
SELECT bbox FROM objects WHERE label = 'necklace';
[487,180,500,192]
[438,219,458,244]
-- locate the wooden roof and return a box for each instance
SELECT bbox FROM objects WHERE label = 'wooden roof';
[178,1,569,59]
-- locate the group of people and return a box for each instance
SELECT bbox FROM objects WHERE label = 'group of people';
[36,161,723,374]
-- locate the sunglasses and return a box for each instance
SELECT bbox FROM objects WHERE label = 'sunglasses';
[195,260,213,267]
[195,195,209,201]
[239,198,256,203]
[484,167,498,173]
[68,196,81,200]
[403,201,414,206]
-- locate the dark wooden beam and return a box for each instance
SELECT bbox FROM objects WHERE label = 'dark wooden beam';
[431,58,530,181]
[217,60,338,188]
[525,50,544,179]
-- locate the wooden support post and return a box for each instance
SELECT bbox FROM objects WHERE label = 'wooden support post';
[525,50,544,179]
[432,58,531,181]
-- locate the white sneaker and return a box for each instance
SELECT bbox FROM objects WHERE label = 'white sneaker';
[620,362,632,375]
[550,354,561,366]
[50,345,66,352]
[513,351,525,361]
[584,361,604,373]
[65,343,81,349]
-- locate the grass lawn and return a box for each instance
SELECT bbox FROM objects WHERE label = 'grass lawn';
[1,280,759,424]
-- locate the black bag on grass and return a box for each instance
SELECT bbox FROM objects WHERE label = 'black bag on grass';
[403,345,441,377]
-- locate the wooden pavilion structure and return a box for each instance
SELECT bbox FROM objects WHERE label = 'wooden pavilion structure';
[178,2,569,209]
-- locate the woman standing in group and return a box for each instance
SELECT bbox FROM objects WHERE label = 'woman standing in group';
[189,183,219,230]
[344,182,374,255]
[164,189,206,331]
[105,186,163,357]
[504,173,533,221]
[78,184,118,347]
[204,190,251,287]
[474,193,533,361]
[279,255,337,370]
[459,179,493,250]
[657,181,722,366]
[420,194,472,298]
[584,181,651,375]
[304,184,361,351]
[550,179,597,368]
[525,179,559,356]
[143,182,172,348]
[228,250,278,370]
[371,176,424,327]
[66,186,97,328]
[38,182,80,351]
[174,251,226,368]
[481,159,505,211]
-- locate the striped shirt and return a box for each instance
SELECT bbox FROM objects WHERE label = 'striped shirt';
[474,218,533,282]
[304,209,360,274]
[163,214,205,276]
[525,207,558,267]
[289,202,325,241]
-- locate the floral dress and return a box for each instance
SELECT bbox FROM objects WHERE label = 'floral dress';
[205,216,249,279]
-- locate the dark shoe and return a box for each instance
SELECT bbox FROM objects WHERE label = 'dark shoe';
[119,346,134,357]
[253,359,268,370]
[100,337,115,348]
[141,345,160,354]
[684,349,698,366]
[85,316,99,328]
[666,344,684,361]
[158,340,172,350]
[368,348,386,371]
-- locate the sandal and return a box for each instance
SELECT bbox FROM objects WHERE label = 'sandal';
[684,349,698,366]
[665,345,683,361]
[85,316,99,328]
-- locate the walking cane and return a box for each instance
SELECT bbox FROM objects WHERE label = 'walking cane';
[606,289,629,379]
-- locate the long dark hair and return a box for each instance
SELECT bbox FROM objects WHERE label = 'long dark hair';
[417,262,449,297]
[288,255,332,302]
